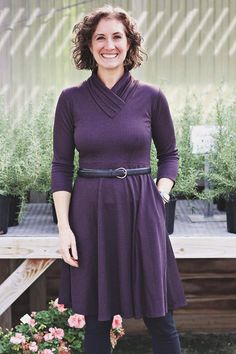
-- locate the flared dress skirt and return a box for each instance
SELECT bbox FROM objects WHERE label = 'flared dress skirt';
[58,173,186,320]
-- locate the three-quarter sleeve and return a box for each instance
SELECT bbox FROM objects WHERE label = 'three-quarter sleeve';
[151,88,179,186]
[51,90,75,193]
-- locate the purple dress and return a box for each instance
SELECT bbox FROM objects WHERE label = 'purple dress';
[51,69,186,321]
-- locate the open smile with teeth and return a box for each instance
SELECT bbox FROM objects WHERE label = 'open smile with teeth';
[101,53,118,58]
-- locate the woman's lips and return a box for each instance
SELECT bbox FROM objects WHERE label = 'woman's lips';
[101,53,118,58]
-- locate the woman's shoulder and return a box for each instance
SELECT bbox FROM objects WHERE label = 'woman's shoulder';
[136,79,166,100]
[59,80,87,100]
[134,79,171,113]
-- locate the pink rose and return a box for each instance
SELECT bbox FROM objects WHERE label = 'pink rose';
[40,350,54,354]
[49,327,64,340]
[43,332,54,341]
[112,315,123,329]
[58,342,71,354]
[68,314,85,328]
[29,341,38,352]
[29,318,36,327]
[33,333,44,342]
[53,298,67,312]
[10,333,26,344]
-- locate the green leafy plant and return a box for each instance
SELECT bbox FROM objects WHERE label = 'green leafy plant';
[0,92,55,222]
[206,93,236,200]
[150,94,203,199]
[29,92,54,195]
[0,298,125,354]
[173,94,204,199]
[0,96,34,200]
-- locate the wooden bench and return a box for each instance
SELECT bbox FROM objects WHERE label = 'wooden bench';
[0,202,236,331]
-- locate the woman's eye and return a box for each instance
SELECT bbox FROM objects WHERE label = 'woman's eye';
[96,37,104,40]
[114,35,122,39]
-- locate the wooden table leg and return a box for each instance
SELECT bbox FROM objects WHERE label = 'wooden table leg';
[0,259,55,316]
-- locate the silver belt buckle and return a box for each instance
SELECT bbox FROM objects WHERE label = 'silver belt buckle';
[115,167,127,179]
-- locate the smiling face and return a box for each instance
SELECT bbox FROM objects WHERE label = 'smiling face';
[89,17,130,73]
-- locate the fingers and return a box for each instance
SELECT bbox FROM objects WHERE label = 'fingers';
[62,248,79,267]
[71,243,79,261]
[68,237,79,267]
[59,232,79,268]
[60,242,79,267]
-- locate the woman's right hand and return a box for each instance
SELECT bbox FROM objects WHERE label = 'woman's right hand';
[58,226,79,267]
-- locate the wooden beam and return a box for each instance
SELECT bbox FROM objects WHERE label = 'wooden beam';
[0,237,60,258]
[125,310,236,334]
[0,260,12,330]
[170,236,236,258]
[0,236,235,259]
[0,259,55,316]
[187,294,236,302]
[181,272,236,279]
[174,309,236,332]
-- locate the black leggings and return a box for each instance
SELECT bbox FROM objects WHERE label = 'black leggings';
[84,310,181,354]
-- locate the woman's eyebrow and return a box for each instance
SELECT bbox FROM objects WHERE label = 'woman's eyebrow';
[94,31,123,37]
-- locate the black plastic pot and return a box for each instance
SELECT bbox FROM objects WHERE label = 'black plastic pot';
[51,201,58,224]
[8,195,22,226]
[216,196,226,212]
[226,192,236,234]
[29,191,50,203]
[0,195,10,235]
[165,195,177,235]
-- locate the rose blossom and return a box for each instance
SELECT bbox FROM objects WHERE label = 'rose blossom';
[53,298,67,312]
[43,332,54,341]
[68,314,85,328]
[58,342,71,353]
[33,333,44,342]
[112,315,123,329]
[22,342,30,351]
[29,341,38,352]
[10,332,26,344]
[49,327,64,340]
[40,350,55,354]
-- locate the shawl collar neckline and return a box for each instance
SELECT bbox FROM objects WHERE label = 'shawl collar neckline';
[86,68,139,118]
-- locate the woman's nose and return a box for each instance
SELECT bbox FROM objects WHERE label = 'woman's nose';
[104,38,115,49]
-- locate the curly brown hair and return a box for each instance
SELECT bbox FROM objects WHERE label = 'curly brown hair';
[71,4,147,71]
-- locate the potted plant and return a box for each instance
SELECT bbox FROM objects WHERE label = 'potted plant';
[0,95,11,233]
[151,93,204,234]
[0,298,125,353]
[173,93,204,200]
[150,142,178,234]
[0,96,34,233]
[207,94,236,233]
[28,92,55,203]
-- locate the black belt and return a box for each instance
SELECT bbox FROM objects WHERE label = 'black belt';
[78,166,151,179]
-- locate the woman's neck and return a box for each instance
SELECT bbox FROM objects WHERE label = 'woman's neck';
[96,66,125,89]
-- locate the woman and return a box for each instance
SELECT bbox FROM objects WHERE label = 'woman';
[51,5,186,354]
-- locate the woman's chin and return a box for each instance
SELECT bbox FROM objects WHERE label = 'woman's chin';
[97,62,125,71]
